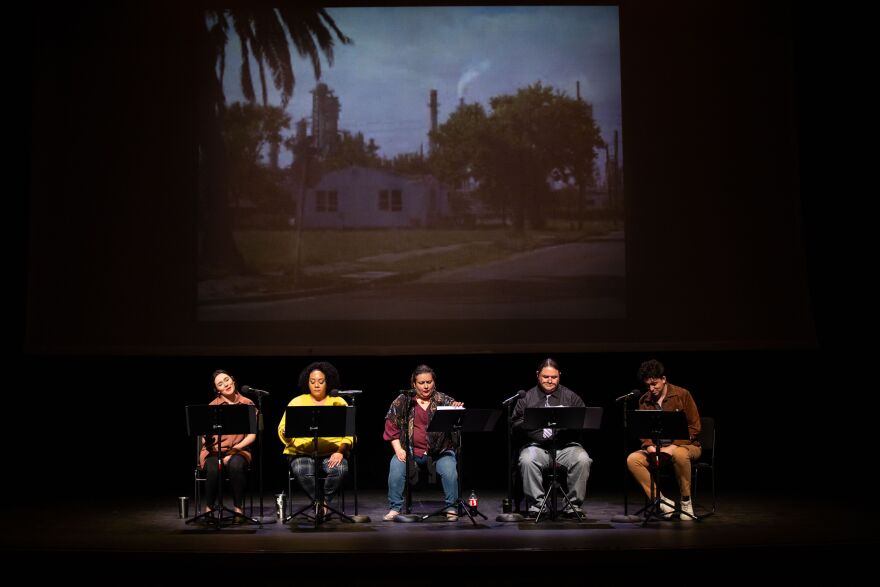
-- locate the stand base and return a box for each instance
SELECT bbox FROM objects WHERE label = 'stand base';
[610,514,643,523]
[421,499,488,526]
[186,506,260,528]
[286,500,356,527]
[633,498,700,525]
[534,481,583,523]
[394,514,421,523]
[349,514,371,523]
[496,513,525,523]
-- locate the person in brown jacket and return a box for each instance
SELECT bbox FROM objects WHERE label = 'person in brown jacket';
[626,360,701,520]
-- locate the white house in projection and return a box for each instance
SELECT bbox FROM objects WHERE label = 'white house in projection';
[300,165,451,229]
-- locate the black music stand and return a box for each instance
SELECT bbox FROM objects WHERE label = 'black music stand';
[629,409,695,525]
[420,407,501,526]
[184,403,259,528]
[283,405,356,527]
[523,406,602,522]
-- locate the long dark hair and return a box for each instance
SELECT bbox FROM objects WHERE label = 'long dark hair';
[537,358,561,373]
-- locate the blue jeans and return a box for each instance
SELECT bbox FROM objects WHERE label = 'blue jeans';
[388,451,458,512]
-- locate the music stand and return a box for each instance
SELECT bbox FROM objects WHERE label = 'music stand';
[523,406,602,522]
[420,407,501,526]
[283,406,356,527]
[184,404,259,528]
[628,409,695,525]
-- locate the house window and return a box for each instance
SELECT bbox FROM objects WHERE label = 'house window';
[379,189,403,212]
[316,190,338,212]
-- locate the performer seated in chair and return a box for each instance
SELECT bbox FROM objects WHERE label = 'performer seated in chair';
[200,369,256,522]
[278,362,352,517]
[511,358,592,519]
[626,359,702,520]
[383,364,463,522]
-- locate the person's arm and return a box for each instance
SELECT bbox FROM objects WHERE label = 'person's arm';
[384,417,406,462]
[327,440,347,468]
[683,391,702,443]
[278,409,290,446]
[390,438,406,462]
[511,395,526,431]
[337,397,354,450]
[235,433,256,451]
[632,396,656,450]
[511,392,543,444]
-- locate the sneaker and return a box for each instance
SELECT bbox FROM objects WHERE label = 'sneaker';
[446,511,459,522]
[562,507,585,520]
[680,499,695,521]
[658,494,675,518]
[383,510,399,521]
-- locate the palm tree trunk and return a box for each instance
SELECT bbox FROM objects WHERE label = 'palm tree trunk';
[199,20,246,278]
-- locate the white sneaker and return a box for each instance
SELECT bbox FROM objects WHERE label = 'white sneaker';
[658,494,675,518]
[680,499,695,521]
[383,510,399,521]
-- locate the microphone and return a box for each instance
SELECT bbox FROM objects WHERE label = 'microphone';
[501,389,526,406]
[241,385,271,397]
[330,389,363,396]
[614,389,641,403]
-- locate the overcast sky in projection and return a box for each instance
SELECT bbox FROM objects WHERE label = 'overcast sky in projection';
[220,5,622,167]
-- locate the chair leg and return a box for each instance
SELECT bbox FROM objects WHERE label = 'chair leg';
[287,475,293,519]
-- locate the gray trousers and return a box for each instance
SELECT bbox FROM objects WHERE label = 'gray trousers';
[519,444,592,511]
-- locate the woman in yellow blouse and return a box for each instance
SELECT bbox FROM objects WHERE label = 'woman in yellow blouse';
[278,362,352,514]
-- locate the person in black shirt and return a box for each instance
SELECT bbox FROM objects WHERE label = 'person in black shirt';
[511,358,592,518]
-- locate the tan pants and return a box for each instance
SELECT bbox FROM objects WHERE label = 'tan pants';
[627,444,702,499]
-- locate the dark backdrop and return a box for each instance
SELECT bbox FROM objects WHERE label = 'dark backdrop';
[19,1,855,504]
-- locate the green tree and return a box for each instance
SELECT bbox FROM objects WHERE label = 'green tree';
[488,83,603,231]
[385,151,432,175]
[224,102,291,207]
[431,83,603,232]
[320,131,381,173]
[199,6,350,277]
[429,102,490,187]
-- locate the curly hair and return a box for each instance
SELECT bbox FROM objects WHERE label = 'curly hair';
[637,359,665,382]
[297,361,341,394]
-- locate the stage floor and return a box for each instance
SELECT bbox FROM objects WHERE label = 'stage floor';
[6,490,874,583]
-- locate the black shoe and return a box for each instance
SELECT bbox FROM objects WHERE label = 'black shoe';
[562,509,585,519]
[524,510,539,519]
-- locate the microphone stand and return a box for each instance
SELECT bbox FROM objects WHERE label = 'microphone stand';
[497,392,524,522]
[396,390,420,523]
[610,392,642,523]
[254,391,274,524]
[345,393,370,523]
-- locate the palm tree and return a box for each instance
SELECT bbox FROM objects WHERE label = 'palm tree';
[199,6,350,277]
